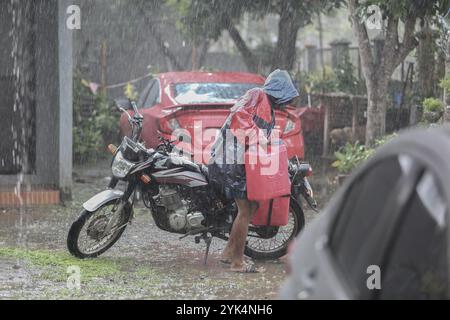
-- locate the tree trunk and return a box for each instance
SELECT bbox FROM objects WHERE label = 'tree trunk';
[226,18,259,73]
[349,0,418,145]
[191,45,198,71]
[444,35,450,123]
[149,21,184,71]
[271,2,301,71]
[366,76,389,145]
[191,40,209,70]
[198,40,209,68]
[417,23,436,99]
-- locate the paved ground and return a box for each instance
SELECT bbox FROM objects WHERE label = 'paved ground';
[0,160,329,300]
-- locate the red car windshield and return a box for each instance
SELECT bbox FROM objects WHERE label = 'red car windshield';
[173,82,260,104]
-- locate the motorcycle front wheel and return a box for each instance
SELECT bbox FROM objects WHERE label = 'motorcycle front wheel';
[244,198,305,260]
[67,200,132,259]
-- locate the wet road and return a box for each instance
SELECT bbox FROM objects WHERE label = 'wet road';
[0,161,320,300]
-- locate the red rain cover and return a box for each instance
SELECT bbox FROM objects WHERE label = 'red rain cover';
[251,196,290,227]
[245,142,291,201]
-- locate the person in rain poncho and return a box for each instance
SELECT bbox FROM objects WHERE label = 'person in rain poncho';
[208,70,300,273]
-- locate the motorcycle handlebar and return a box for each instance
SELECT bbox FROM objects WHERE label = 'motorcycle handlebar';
[131,101,144,120]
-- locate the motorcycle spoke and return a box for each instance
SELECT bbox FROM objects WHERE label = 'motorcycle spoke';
[246,211,296,254]
[77,204,125,255]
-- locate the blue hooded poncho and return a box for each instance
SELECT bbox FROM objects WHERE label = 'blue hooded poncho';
[263,69,300,105]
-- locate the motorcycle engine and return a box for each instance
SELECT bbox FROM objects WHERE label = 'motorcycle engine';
[159,185,205,232]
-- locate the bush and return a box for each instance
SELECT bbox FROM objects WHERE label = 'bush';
[423,97,444,114]
[332,134,397,175]
[298,67,338,94]
[439,76,450,92]
[73,74,119,163]
[334,56,364,95]
[332,142,373,175]
[297,58,364,96]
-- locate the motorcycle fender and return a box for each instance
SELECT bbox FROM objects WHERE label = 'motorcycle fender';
[83,189,124,212]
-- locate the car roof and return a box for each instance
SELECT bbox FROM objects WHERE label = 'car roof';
[158,71,266,86]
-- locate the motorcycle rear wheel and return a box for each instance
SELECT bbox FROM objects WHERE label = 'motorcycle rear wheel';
[244,199,305,260]
[67,200,132,259]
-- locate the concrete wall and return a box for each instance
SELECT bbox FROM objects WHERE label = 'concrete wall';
[0,0,73,198]
[58,0,74,197]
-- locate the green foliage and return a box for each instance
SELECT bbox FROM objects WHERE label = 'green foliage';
[439,76,450,92]
[298,67,337,94]
[358,0,450,20]
[0,248,119,281]
[423,97,444,113]
[332,134,397,174]
[169,0,345,47]
[332,142,374,174]
[374,133,397,147]
[334,56,364,95]
[354,0,450,57]
[73,73,119,163]
[298,58,364,95]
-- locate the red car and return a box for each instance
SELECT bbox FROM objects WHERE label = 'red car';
[120,72,305,164]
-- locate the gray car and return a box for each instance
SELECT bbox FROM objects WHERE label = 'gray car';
[280,127,450,300]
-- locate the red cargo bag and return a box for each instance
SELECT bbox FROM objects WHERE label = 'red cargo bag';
[245,141,291,201]
[252,196,290,227]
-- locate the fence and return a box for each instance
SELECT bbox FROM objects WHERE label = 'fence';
[301,93,411,159]
[297,40,416,82]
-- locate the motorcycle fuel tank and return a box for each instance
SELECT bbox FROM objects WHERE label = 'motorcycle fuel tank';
[152,168,208,188]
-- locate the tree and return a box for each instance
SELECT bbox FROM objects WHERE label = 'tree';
[177,0,344,73]
[440,10,450,123]
[170,0,259,71]
[165,0,213,70]
[417,22,439,100]
[445,38,450,121]
[270,0,347,71]
[348,0,449,145]
[136,0,188,71]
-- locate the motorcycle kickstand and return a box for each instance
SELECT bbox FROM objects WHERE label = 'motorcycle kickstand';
[196,233,213,265]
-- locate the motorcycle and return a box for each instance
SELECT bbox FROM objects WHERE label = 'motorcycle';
[67,99,318,263]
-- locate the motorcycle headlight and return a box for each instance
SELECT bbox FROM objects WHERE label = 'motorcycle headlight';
[111,151,135,178]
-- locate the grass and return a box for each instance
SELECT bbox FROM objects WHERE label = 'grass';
[0,247,120,281]
[0,247,169,299]
[0,246,281,299]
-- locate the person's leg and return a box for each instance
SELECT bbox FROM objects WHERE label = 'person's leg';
[220,199,252,262]
[221,199,258,270]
